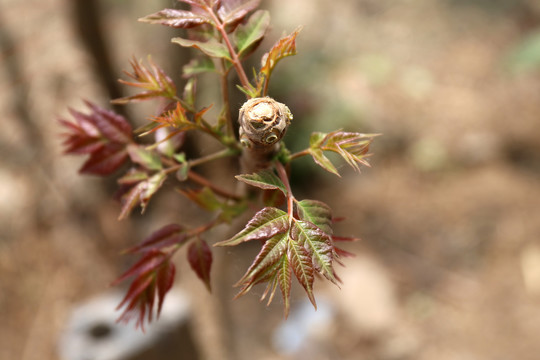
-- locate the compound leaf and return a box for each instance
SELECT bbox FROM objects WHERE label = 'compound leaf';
[215,207,289,246]
[291,220,337,284]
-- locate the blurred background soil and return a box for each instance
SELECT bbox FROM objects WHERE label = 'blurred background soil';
[1,0,540,359]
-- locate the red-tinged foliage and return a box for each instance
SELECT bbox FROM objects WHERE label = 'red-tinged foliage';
[79,143,129,176]
[125,224,186,254]
[60,102,133,175]
[260,27,301,78]
[112,57,177,104]
[215,207,289,246]
[138,8,212,29]
[112,250,175,330]
[188,238,213,291]
[309,130,377,175]
[217,0,261,26]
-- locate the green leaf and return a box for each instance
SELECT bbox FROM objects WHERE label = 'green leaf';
[308,147,340,176]
[172,37,231,60]
[139,9,211,28]
[215,207,289,246]
[235,169,287,195]
[233,10,270,56]
[309,131,326,148]
[291,219,337,284]
[127,144,163,171]
[183,58,217,77]
[295,199,333,235]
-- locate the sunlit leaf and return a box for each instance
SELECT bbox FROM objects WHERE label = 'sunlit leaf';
[138,8,211,28]
[188,238,213,291]
[260,27,301,78]
[308,147,340,176]
[215,207,289,246]
[308,130,376,175]
[172,37,231,60]
[233,10,270,56]
[235,169,287,195]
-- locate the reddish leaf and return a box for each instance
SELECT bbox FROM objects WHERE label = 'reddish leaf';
[309,130,377,175]
[260,27,301,78]
[288,239,316,308]
[138,8,211,28]
[79,143,128,176]
[113,250,175,330]
[218,0,261,25]
[215,207,289,246]
[113,57,177,104]
[236,232,288,287]
[126,224,186,254]
[83,101,133,143]
[188,239,213,291]
[60,101,132,158]
[291,219,337,284]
